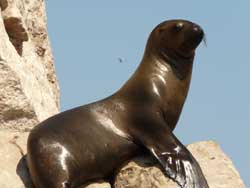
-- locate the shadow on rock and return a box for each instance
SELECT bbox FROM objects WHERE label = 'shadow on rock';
[16,155,34,188]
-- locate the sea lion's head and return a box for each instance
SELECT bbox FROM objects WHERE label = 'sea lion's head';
[145,19,204,62]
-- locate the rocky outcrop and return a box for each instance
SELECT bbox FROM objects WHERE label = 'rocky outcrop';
[0,0,59,186]
[0,0,8,11]
[0,0,59,185]
[0,130,29,188]
[0,0,59,131]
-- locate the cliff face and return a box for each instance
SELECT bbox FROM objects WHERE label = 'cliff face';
[0,0,59,187]
[0,0,59,131]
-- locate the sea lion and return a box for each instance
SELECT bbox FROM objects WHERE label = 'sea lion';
[27,19,209,188]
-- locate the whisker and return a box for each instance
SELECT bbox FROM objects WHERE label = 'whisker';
[202,33,207,47]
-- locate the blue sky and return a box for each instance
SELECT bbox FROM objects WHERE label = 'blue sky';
[46,1,249,186]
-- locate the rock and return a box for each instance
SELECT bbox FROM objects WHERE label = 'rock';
[0,0,59,131]
[0,0,8,11]
[114,141,245,188]
[0,62,38,130]
[85,183,112,188]
[185,141,245,188]
[3,17,28,55]
[0,130,29,188]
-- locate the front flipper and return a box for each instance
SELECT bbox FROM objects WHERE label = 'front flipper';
[149,134,209,188]
[133,121,209,188]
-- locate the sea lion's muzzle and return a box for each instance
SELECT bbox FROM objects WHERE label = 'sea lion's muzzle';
[192,24,204,42]
[177,22,204,54]
[173,21,203,39]
[187,23,204,48]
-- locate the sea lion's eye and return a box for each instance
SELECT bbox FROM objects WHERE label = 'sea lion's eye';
[174,22,184,32]
[158,28,164,34]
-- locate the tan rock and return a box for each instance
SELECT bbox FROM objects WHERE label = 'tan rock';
[187,141,245,188]
[0,0,8,11]
[114,141,245,188]
[0,0,60,186]
[0,130,29,188]
[0,0,59,131]
[85,183,112,188]
[0,62,38,130]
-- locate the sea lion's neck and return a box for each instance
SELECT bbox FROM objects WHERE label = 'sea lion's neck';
[118,53,193,99]
[157,50,194,80]
[141,53,193,99]
[116,53,193,129]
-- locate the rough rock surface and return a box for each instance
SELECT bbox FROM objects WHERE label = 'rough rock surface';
[0,0,8,11]
[0,130,29,188]
[0,0,59,131]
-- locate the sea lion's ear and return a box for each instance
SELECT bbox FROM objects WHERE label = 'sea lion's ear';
[133,122,209,188]
[158,28,165,34]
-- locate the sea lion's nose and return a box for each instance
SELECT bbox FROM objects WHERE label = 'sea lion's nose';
[192,24,204,36]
